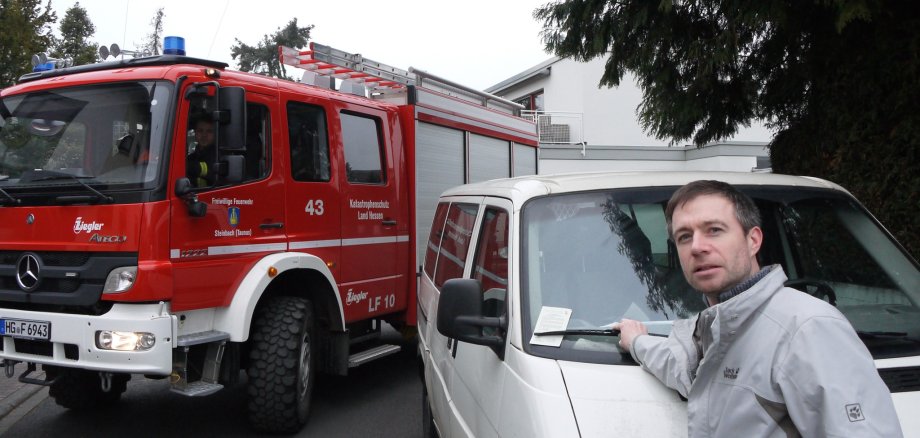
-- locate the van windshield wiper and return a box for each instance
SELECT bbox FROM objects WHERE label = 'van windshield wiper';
[857,331,920,343]
[26,170,113,204]
[533,328,667,338]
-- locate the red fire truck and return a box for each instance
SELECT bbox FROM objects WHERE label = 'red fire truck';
[0,39,537,432]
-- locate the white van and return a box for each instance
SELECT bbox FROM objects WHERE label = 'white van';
[416,171,920,437]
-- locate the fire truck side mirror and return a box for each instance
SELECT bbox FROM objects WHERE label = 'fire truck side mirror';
[220,155,244,184]
[175,177,207,217]
[217,86,246,152]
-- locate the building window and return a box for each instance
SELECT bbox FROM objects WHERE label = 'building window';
[515,91,544,112]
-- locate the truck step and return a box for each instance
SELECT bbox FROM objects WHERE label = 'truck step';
[348,344,401,368]
[170,380,224,397]
[177,330,230,347]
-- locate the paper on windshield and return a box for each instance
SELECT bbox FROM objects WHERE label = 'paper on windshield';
[530,306,572,347]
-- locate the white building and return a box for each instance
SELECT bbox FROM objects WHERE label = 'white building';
[486,56,773,173]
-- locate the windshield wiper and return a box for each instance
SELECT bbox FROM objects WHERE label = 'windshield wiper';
[27,170,113,204]
[0,187,20,205]
[533,328,667,338]
[857,331,920,343]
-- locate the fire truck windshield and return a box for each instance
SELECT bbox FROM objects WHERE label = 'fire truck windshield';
[0,81,173,197]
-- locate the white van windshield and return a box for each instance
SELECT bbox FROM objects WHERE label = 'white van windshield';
[521,187,920,364]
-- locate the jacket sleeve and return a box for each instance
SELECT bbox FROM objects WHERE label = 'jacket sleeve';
[630,318,698,398]
[776,315,903,437]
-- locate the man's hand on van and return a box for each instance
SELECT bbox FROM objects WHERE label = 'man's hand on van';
[612,319,648,351]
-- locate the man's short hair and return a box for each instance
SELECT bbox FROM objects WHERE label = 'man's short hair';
[665,180,762,238]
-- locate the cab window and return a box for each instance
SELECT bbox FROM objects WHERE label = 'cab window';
[185,101,270,188]
[288,102,330,182]
[340,112,385,184]
[243,104,270,181]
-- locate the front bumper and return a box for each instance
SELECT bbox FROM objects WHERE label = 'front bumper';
[0,303,176,375]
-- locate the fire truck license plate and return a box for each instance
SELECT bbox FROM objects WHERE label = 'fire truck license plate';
[0,318,51,340]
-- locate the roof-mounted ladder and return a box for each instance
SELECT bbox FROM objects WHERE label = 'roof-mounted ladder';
[279,42,414,94]
[279,42,525,114]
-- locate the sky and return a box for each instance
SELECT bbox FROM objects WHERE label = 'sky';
[49,0,555,90]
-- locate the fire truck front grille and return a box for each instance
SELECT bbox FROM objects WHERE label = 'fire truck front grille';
[0,251,137,308]
[0,251,92,267]
[879,366,920,393]
[0,277,82,294]
[35,252,93,267]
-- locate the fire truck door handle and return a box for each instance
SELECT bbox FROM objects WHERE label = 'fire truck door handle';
[259,222,284,229]
[382,220,397,226]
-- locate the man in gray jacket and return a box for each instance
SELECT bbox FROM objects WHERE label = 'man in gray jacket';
[614,180,902,437]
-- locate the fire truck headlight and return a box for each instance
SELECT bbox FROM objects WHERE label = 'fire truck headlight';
[96,331,156,351]
[103,267,137,293]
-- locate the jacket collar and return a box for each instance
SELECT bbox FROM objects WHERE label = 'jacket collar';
[715,266,772,304]
[704,265,788,329]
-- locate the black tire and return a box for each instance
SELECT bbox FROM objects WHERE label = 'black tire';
[423,386,438,438]
[48,368,129,410]
[247,296,315,434]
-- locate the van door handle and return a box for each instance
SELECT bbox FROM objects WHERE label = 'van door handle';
[382,220,397,226]
[260,222,284,229]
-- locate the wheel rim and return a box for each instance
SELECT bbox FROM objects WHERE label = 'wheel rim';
[297,330,311,400]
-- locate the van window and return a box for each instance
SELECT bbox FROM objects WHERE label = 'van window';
[433,203,478,288]
[288,102,330,182]
[341,112,385,184]
[424,202,450,279]
[472,207,509,319]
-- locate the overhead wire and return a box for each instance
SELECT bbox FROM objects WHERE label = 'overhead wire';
[208,0,231,58]
[122,0,130,52]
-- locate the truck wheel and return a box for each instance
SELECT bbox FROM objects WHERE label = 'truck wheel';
[48,368,129,410]
[247,296,315,433]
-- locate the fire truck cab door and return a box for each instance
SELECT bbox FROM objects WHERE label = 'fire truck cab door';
[170,91,285,310]
[337,109,399,320]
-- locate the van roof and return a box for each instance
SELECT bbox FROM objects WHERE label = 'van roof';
[439,171,847,204]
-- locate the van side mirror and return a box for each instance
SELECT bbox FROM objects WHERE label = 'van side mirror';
[437,279,506,352]
[217,86,246,151]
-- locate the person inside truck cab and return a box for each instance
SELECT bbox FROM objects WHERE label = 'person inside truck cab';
[613,180,902,437]
[187,116,215,187]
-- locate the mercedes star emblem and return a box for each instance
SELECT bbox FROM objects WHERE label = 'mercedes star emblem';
[16,253,42,292]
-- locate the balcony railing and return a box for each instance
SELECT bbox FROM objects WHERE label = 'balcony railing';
[521,110,584,145]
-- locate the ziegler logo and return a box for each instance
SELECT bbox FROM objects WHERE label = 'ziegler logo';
[73,217,103,234]
[89,233,127,243]
[345,289,368,305]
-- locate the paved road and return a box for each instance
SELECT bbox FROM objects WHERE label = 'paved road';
[2,329,422,437]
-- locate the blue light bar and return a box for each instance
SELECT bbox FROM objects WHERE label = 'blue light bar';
[33,62,55,72]
[164,36,186,56]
